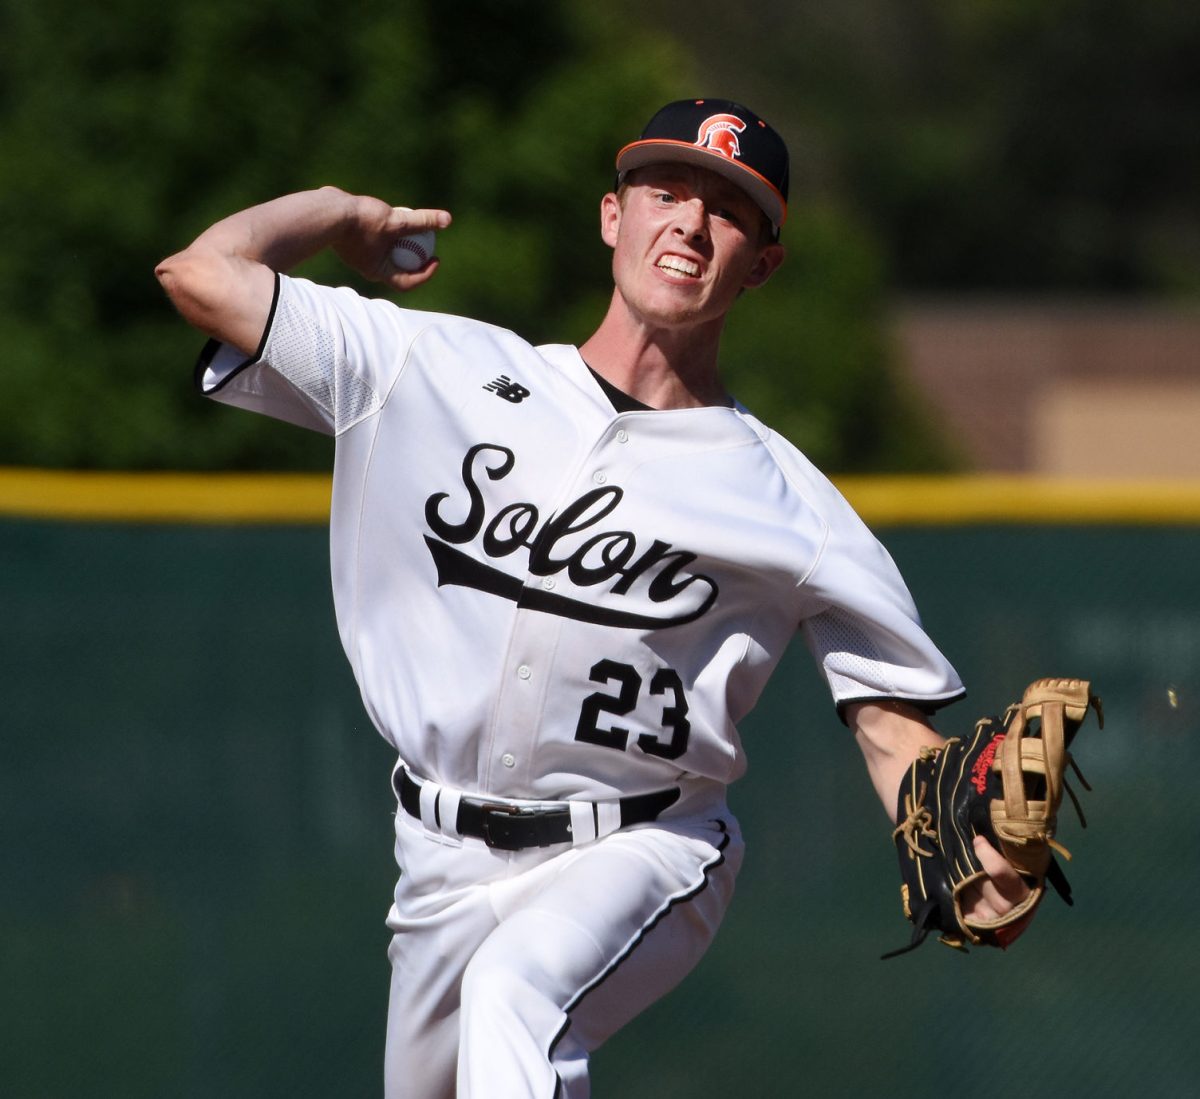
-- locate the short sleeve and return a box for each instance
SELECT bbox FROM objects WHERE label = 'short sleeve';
[194,274,435,435]
[798,502,964,720]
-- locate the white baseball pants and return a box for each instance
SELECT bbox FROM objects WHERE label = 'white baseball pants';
[382,802,742,1098]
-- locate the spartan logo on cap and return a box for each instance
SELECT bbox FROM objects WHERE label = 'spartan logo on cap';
[694,113,747,162]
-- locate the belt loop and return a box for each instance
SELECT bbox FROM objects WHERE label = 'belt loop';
[438,788,464,843]
[411,771,463,848]
[568,801,598,846]
[595,800,622,839]
[417,779,442,833]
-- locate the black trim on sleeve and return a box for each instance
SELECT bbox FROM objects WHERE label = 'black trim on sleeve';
[835,688,968,727]
[191,272,282,394]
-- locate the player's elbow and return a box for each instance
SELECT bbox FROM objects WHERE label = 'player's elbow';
[156,245,217,315]
[155,244,274,356]
[154,252,179,296]
[155,245,245,335]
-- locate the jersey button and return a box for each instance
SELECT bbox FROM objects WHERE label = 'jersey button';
[541,577,555,590]
[615,429,629,444]
[517,664,532,680]
[592,471,607,484]
[501,753,516,768]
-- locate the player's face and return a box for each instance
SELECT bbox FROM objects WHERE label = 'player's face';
[601,164,785,331]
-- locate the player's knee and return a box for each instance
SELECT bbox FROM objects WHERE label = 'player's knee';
[460,948,535,1020]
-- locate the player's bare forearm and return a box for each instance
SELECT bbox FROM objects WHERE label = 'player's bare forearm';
[847,699,945,820]
[155,188,451,355]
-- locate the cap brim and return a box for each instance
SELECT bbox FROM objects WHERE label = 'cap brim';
[616,139,787,229]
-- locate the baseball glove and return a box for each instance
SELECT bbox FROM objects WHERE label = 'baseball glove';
[884,678,1102,958]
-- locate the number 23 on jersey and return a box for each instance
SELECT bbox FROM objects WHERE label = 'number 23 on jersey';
[574,658,691,761]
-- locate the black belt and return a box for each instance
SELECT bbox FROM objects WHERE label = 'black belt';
[394,769,680,851]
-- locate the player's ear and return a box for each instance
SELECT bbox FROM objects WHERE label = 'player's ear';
[599,192,622,248]
[742,242,785,290]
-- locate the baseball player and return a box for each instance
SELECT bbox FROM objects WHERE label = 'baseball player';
[156,98,1029,1098]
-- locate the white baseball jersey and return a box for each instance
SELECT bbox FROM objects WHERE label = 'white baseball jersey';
[199,274,963,807]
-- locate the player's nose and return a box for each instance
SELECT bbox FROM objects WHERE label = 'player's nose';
[671,197,709,242]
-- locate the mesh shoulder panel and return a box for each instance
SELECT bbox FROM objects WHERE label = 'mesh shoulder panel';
[805,605,896,698]
[268,289,381,433]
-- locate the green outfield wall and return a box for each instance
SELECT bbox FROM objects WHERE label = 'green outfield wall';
[2,473,1196,1098]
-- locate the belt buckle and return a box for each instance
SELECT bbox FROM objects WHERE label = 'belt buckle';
[478,801,533,851]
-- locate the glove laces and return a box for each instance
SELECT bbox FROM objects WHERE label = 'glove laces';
[892,780,937,858]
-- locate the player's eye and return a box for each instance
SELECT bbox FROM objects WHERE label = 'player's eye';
[652,191,677,205]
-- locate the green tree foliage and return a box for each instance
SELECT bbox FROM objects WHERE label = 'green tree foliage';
[0,0,676,469]
[827,0,1200,292]
[0,0,954,472]
[640,0,1200,295]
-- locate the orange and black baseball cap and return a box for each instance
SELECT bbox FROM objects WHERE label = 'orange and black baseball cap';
[616,98,790,234]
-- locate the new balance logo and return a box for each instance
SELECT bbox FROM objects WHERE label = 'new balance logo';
[483,375,531,403]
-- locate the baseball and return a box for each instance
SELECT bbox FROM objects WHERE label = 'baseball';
[390,212,436,273]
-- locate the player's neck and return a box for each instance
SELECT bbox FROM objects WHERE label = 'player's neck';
[578,299,731,411]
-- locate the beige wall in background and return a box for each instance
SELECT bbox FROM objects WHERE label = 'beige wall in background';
[1035,382,1200,478]
[893,303,1200,478]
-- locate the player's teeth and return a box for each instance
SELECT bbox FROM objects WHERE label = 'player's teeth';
[658,257,699,276]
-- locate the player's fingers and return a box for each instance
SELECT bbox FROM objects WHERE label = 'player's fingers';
[390,206,452,232]
[385,257,441,292]
[960,875,1005,922]
[958,837,1031,923]
[961,874,1039,946]
[972,835,1029,908]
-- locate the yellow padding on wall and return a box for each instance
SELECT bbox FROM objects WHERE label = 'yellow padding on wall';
[833,475,1200,526]
[3,468,1200,525]
[0,468,331,524]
